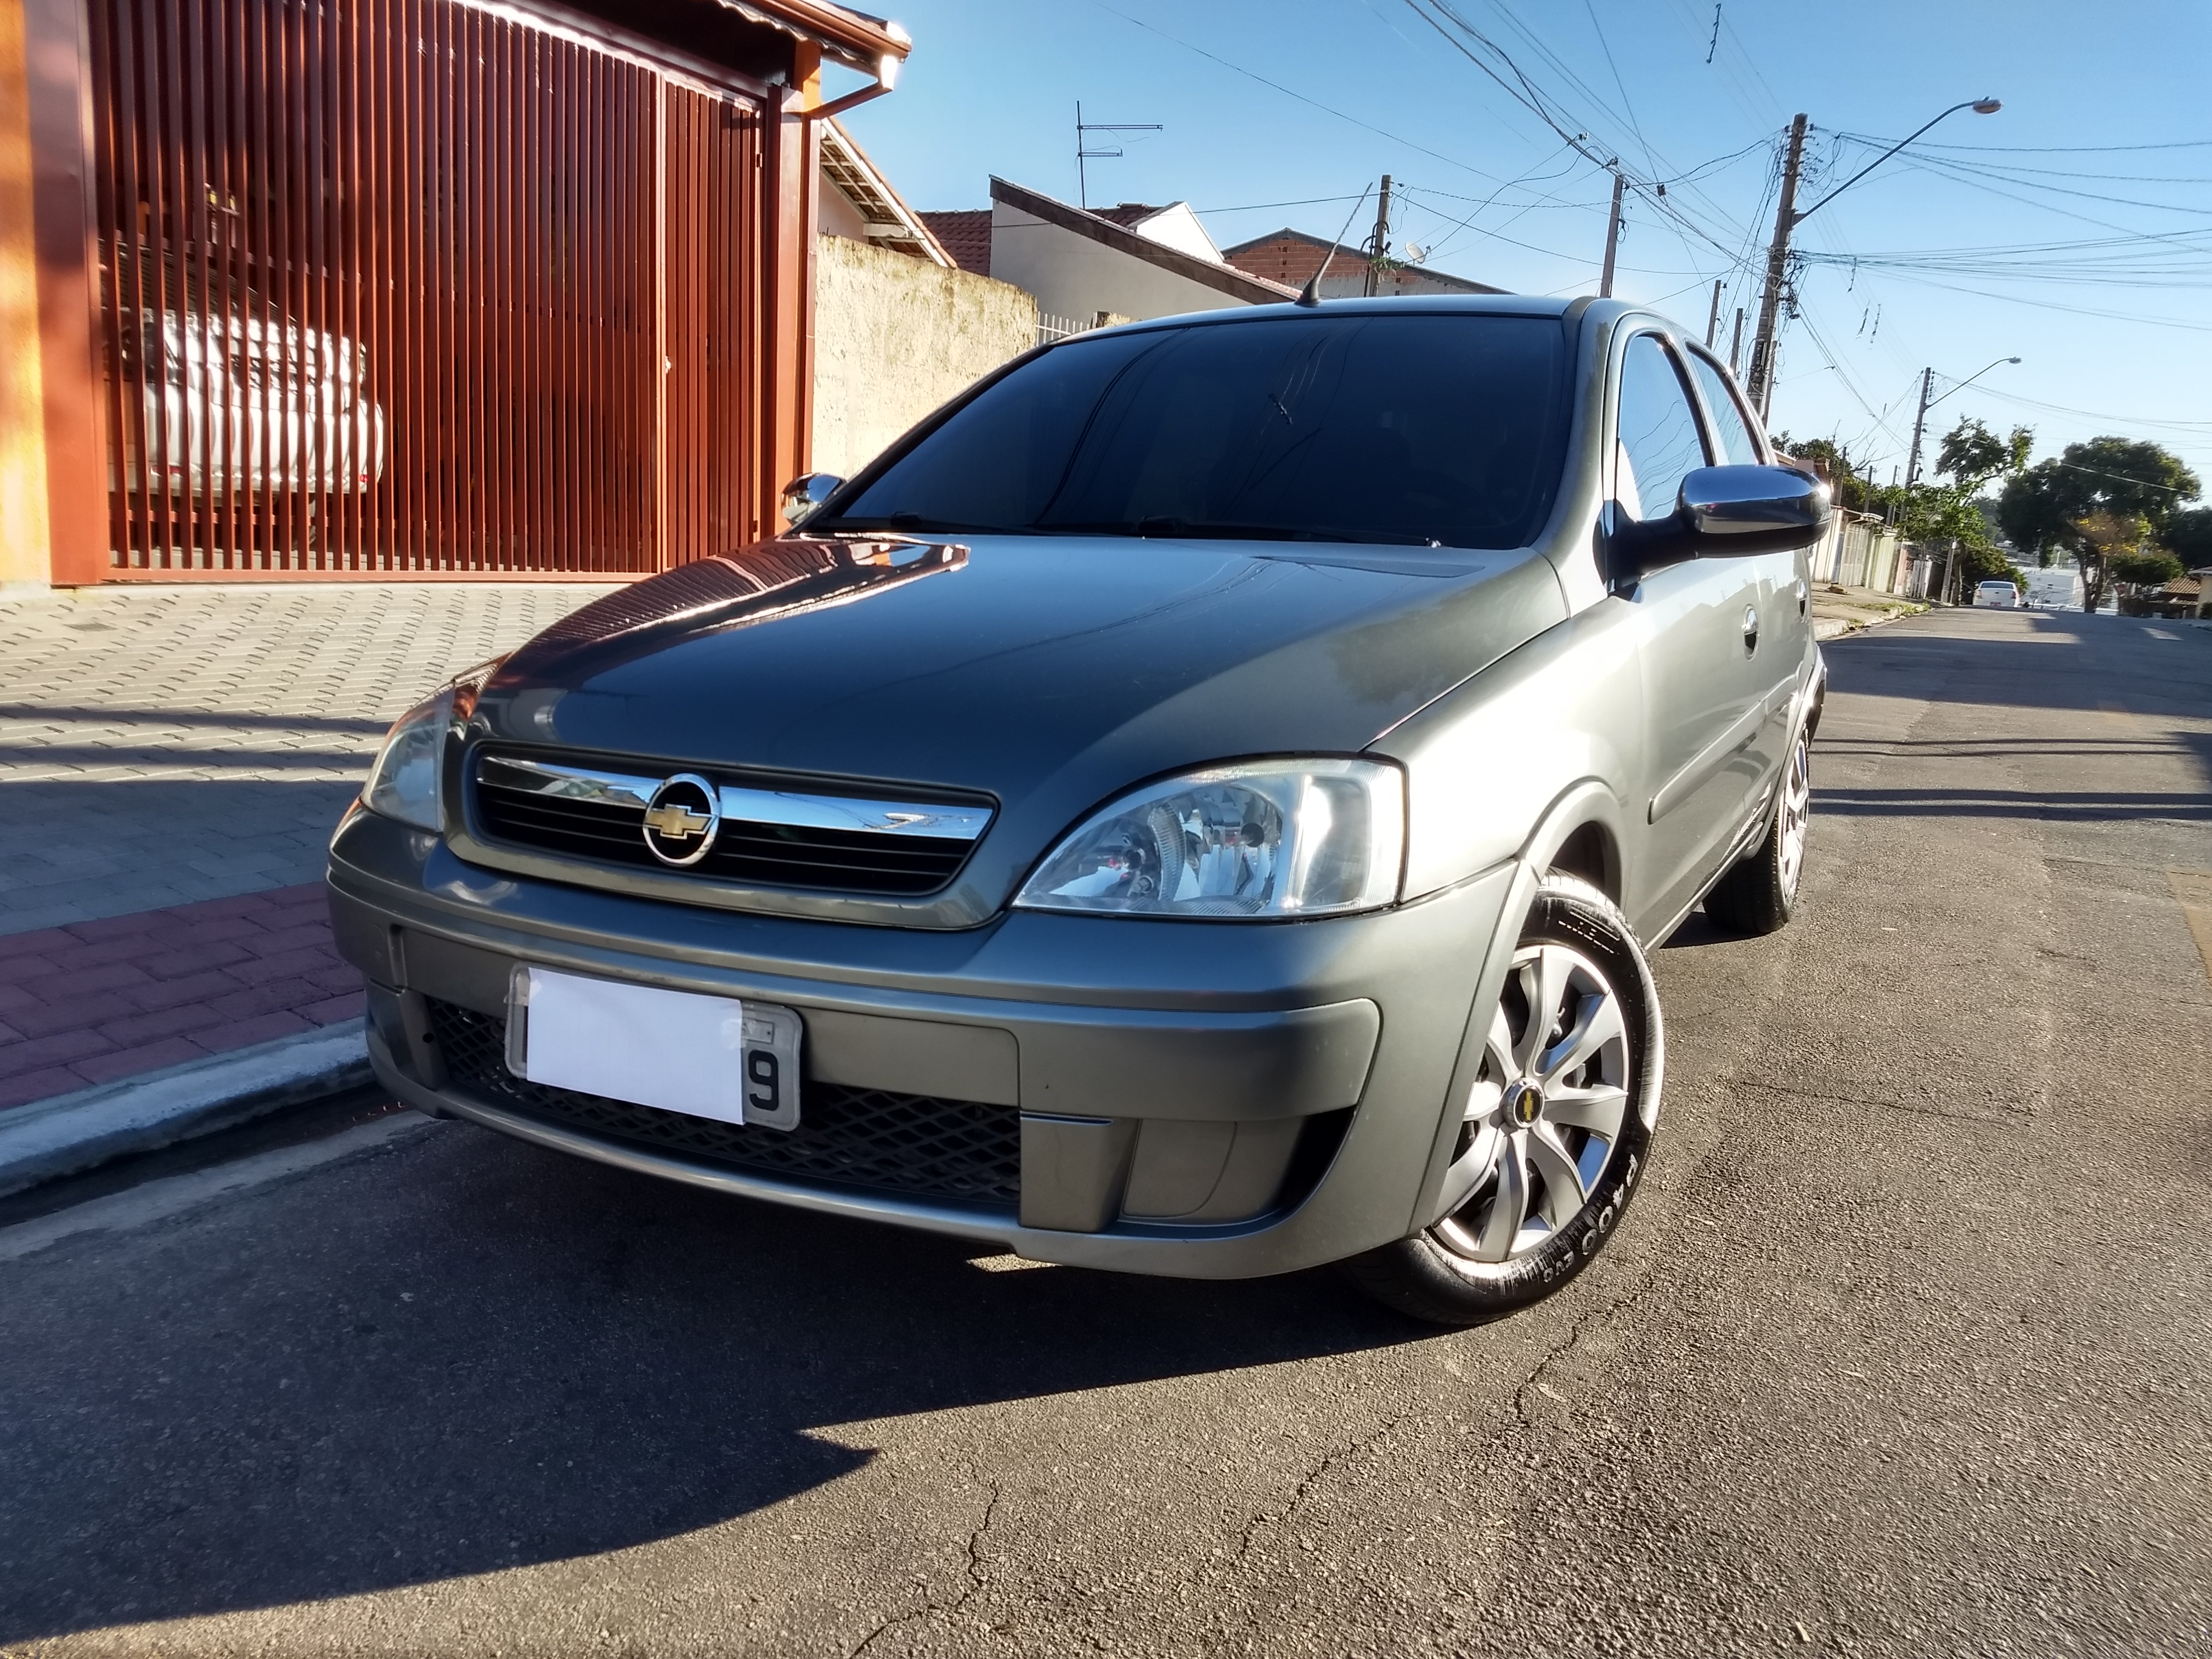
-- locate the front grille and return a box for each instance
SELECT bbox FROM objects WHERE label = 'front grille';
[427,998,1021,1210]
[470,753,983,897]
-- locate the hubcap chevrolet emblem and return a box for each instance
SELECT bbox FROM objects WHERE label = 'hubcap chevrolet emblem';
[641,774,720,867]
[1503,1078,1545,1127]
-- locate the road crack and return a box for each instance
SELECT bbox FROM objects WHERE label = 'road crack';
[1735,1075,2029,1126]
[846,1472,1002,1658]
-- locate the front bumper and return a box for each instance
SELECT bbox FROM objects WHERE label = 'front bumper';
[329,809,1514,1278]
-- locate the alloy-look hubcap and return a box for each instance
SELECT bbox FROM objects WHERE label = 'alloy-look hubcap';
[1433,941,1632,1266]
[1778,734,1810,899]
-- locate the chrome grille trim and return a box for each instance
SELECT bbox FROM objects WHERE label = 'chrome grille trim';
[476,753,995,839]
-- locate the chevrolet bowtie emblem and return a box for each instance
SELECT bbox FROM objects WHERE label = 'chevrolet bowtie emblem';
[640,773,721,867]
[642,803,711,840]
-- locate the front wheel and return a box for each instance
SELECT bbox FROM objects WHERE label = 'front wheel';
[1705,725,1811,936]
[1348,873,1662,1328]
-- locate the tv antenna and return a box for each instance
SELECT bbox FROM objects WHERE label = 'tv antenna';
[1076,102,1162,208]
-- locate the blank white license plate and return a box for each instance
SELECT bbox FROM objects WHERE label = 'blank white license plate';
[506,964,802,1131]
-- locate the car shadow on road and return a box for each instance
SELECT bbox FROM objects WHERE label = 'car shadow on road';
[0,1123,1426,1641]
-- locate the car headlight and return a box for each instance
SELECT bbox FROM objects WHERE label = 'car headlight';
[1014,759,1405,920]
[360,688,454,832]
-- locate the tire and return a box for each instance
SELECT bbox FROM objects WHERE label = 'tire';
[1704,725,1810,937]
[1348,873,1663,1328]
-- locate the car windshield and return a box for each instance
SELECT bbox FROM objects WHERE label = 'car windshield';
[823,313,1571,551]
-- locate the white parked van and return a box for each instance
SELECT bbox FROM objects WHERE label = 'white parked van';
[2023,568,2083,610]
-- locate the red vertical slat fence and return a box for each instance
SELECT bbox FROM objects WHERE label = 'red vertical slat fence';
[83,0,775,577]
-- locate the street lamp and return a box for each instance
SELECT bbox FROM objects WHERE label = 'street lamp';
[1905,356,2023,486]
[1792,99,2002,229]
[1746,97,2001,410]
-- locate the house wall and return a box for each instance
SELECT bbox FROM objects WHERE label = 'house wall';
[0,0,50,590]
[811,233,1037,480]
[1126,202,1222,263]
[819,178,872,243]
[988,203,1257,324]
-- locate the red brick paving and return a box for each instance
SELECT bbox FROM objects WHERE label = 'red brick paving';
[0,884,362,1110]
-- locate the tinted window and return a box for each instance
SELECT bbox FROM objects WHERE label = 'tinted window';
[1614,335,1709,522]
[831,315,1570,550]
[1686,351,1761,465]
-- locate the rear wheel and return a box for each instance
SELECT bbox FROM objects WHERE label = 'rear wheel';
[1705,726,1810,936]
[1348,873,1662,1328]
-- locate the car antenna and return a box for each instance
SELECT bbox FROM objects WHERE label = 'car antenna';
[1296,184,1373,308]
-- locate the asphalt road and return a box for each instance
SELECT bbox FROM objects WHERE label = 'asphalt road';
[4,608,2210,1658]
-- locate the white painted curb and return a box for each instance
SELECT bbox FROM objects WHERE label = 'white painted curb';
[0,1019,371,1198]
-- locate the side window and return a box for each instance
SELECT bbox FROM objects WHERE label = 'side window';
[1686,351,1762,466]
[1614,335,1710,523]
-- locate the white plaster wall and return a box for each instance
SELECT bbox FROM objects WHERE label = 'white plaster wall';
[988,205,1257,324]
[1130,202,1222,264]
[811,235,1039,480]
[816,179,872,244]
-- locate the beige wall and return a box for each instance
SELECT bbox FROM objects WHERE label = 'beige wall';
[0,0,50,590]
[811,233,1038,481]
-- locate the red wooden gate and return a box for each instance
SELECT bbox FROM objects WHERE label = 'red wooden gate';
[82,0,795,577]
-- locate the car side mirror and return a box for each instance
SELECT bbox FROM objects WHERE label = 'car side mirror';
[1678,464,1831,554]
[1610,464,1831,581]
[780,472,845,528]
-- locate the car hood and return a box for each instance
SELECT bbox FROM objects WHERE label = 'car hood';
[463,534,1566,926]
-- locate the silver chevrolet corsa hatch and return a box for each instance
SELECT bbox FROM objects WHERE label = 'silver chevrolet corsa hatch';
[330,296,1827,1325]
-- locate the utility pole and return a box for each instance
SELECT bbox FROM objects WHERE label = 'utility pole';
[1598,168,1625,298]
[1363,175,1394,297]
[1745,113,1808,412]
[1729,308,1745,375]
[1903,366,1936,487]
[1705,279,1723,347]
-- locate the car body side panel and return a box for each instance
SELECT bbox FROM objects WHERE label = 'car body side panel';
[1369,594,1654,924]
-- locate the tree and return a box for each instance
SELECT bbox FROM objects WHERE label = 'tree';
[2164,505,2212,572]
[1996,437,2202,606]
[1936,419,2033,492]
[2075,511,2152,612]
[2109,549,2183,588]
[1767,433,1880,512]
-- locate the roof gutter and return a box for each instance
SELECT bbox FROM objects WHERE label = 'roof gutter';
[719,1,910,112]
[808,49,901,121]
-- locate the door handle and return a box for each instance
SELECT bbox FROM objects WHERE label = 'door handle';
[1741,605,1760,655]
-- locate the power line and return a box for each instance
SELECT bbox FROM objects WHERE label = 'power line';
[1841,136,2212,156]
[1194,193,1375,215]
[1080,0,1510,184]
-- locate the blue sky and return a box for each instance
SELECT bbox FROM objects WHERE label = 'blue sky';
[837,0,2212,491]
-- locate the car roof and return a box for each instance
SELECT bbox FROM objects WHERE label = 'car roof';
[1074,295,1711,357]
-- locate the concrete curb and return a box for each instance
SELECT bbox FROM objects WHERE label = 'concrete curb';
[0,1019,371,1199]
[1814,602,1929,643]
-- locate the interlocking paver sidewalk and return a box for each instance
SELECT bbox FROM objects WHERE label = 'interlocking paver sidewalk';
[1,583,619,932]
[0,884,362,1108]
[0,583,617,1121]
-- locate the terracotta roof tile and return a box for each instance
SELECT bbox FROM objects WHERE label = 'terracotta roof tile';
[917,210,992,275]
[1091,204,1165,229]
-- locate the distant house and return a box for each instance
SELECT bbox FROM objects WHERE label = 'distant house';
[817,119,956,268]
[2148,570,2212,619]
[919,179,1293,331]
[1223,229,1505,301]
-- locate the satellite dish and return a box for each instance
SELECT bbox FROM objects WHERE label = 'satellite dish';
[1405,243,1429,264]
